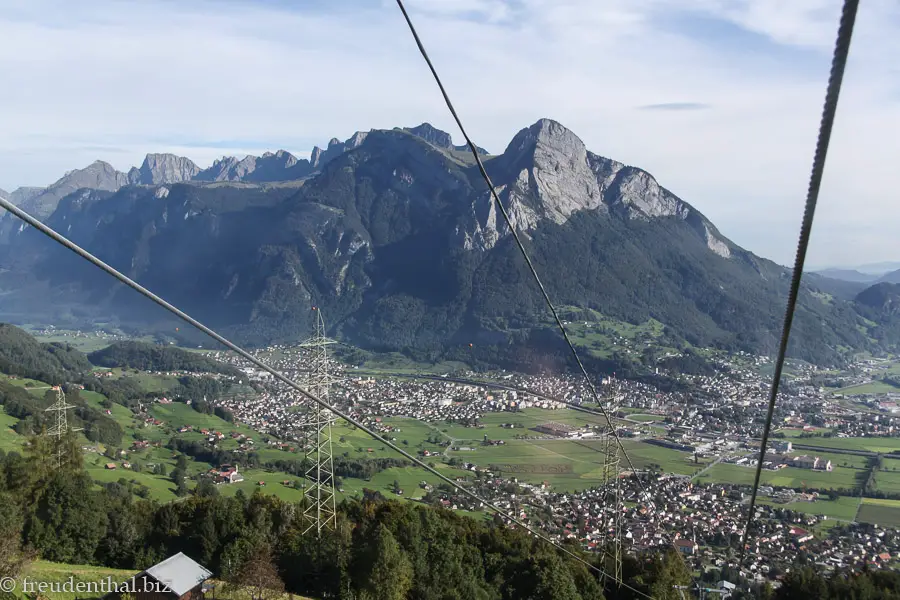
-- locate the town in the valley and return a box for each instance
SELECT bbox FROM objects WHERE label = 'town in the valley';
[30,328,900,582]
[188,340,900,579]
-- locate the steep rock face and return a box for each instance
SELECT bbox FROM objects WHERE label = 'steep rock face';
[497,119,604,224]
[128,153,200,185]
[469,119,731,257]
[310,132,369,169]
[605,167,688,219]
[196,150,315,182]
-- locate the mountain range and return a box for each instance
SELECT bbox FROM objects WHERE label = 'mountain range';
[0,118,895,371]
[812,267,900,285]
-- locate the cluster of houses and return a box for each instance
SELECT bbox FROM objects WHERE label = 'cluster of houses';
[725,452,834,473]
[196,341,900,584]
[429,471,900,579]
[207,464,244,484]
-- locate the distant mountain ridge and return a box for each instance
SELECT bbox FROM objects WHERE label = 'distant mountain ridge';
[812,268,879,284]
[0,118,894,370]
[0,124,490,239]
[878,269,900,285]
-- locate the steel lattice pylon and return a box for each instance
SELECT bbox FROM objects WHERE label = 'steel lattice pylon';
[599,376,623,587]
[44,385,81,467]
[297,307,339,537]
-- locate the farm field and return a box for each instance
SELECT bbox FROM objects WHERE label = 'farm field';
[0,408,22,451]
[446,437,703,491]
[857,498,900,528]
[1,374,53,396]
[757,495,860,521]
[776,427,833,438]
[883,458,900,471]
[628,414,664,423]
[835,381,900,396]
[694,463,860,491]
[792,437,900,454]
[102,368,181,393]
[873,471,900,495]
[478,407,611,431]
[28,330,119,353]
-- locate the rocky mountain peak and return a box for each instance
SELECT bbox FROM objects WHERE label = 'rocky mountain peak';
[260,150,298,167]
[310,132,369,169]
[402,123,489,155]
[486,119,602,229]
[405,123,453,149]
[0,160,129,228]
[504,119,586,162]
[4,187,44,208]
[129,153,200,185]
[65,160,128,187]
[347,131,368,148]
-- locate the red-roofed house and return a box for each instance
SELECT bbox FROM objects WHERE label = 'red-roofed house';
[790,527,814,543]
[674,539,698,556]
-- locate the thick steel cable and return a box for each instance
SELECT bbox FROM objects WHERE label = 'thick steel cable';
[393,0,702,586]
[393,0,643,494]
[0,197,655,599]
[738,0,859,566]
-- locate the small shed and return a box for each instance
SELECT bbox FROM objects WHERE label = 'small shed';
[106,552,211,600]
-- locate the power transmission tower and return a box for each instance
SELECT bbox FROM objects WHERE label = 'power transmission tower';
[44,385,82,467]
[600,376,623,586]
[297,307,340,537]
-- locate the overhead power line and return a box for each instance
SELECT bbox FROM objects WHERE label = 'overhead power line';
[391,0,640,499]
[0,196,655,600]
[392,0,704,586]
[738,0,859,566]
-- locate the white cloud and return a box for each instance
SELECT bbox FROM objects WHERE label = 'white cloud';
[0,0,896,266]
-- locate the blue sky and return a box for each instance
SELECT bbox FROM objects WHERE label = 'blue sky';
[0,0,897,267]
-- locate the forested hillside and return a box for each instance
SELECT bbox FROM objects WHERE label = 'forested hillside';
[0,438,630,600]
[0,324,239,415]
[0,323,92,384]
[88,341,241,376]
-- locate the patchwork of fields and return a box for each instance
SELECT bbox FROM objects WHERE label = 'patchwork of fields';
[5,369,900,529]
